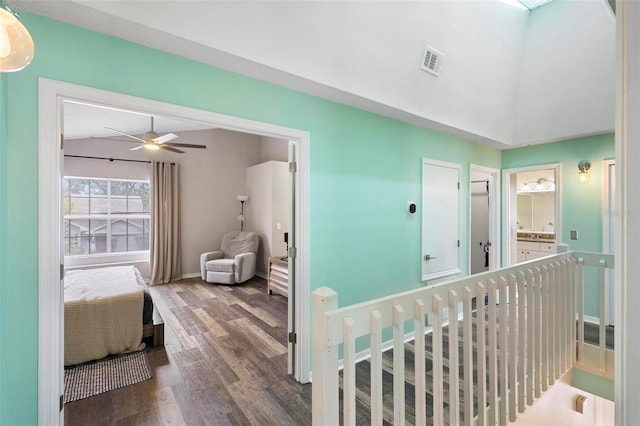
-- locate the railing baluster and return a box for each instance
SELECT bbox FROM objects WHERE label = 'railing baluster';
[393,305,406,426]
[534,267,542,399]
[598,259,607,372]
[554,261,562,380]
[370,310,383,426]
[508,273,517,422]
[475,282,487,426]
[414,299,427,426]
[448,290,460,425]
[343,317,356,426]
[569,258,576,365]
[548,263,557,381]
[488,280,498,426]
[498,277,508,426]
[462,286,474,425]
[525,269,534,407]
[560,260,568,372]
[432,295,444,426]
[517,271,526,413]
[311,288,339,426]
[577,258,585,365]
[564,259,572,371]
[540,265,549,391]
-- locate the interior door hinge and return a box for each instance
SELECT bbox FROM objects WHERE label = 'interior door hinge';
[457,240,460,247]
[60,134,64,150]
[60,263,64,279]
[457,182,460,190]
[60,394,64,412]
[288,332,297,344]
[288,246,297,258]
[289,161,297,173]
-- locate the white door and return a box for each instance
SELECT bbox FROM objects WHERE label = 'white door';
[604,160,615,326]
[470,178,489,274]
[422,159,460,281]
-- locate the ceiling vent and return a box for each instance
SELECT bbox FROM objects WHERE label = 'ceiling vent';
[421,46,444,77]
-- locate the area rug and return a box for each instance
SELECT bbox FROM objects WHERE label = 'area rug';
[64,351,153,403]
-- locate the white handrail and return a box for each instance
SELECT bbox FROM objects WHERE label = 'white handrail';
[312,250,614,425]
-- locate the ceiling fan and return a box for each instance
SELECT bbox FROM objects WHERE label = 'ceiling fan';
[92,116,206,153]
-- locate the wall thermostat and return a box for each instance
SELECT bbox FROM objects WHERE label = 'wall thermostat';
[408,202,417,214]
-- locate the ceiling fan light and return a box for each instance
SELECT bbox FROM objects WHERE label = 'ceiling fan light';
[143,142,160,151]
[143,130,160,141]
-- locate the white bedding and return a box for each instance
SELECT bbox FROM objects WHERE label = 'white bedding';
[64,266,145,366]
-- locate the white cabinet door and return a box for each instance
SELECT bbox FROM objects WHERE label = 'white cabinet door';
[422,158,461,281]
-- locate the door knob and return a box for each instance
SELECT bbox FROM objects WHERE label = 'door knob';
[424,254,437,261]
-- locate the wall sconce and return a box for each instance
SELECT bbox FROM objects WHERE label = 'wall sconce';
[237,195,248,231]
[578,161,591,184]
[0,0,35,72]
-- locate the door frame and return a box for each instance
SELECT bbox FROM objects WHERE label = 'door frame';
[38,78,311,423]
[502,163,562,266]
[469,164,500,273]
[602,159,615,326]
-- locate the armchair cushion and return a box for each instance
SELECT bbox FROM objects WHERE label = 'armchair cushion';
[205,258,235,273]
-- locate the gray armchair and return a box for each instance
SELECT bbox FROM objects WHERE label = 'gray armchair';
[200,231,259,284]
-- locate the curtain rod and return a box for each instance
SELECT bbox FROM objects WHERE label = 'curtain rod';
[471,179,489,183]
[64,154,175,165]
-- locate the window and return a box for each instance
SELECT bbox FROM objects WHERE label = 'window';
[63,177,150,256]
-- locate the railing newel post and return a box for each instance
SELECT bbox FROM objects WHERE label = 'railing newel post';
[311,287,340,426]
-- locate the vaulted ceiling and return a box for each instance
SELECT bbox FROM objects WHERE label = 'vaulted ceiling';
[12,0,616,148]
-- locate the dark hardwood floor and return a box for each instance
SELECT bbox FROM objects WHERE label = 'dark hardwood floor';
[64,276,312,426]
[64,277,614,425]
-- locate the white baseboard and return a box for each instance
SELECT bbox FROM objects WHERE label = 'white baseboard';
[255,271,268,280]
[181,272,201,280]
[583,315,601,325]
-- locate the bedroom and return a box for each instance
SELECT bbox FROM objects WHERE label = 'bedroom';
[60,100,297,419]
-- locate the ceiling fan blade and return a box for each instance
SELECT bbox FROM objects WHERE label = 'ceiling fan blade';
[90,136,143,143]
[105,127,146,142]
[153,133,178,144]
[130,145,146,151]
[164,142,207,149]
[160,145,185,154]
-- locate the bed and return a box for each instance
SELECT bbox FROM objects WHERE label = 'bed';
[64,265,163,366]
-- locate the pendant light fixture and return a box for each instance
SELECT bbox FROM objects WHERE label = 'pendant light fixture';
[0,0,34,72]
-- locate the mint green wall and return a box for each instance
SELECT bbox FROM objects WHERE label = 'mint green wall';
[502,134,615,317]
[572,368,614,401]
[0,13,501,423]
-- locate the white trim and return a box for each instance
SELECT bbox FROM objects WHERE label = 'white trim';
[502,163,562,267]
[180,272,201,280]
[468,164,501,273]
[38,79,312,424]
[583,314,601,325]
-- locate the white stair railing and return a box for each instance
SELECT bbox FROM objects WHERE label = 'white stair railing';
[312,249,614,425]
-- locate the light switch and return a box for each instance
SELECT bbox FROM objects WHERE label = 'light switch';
[276,223,281,230]
[570,230,579,240]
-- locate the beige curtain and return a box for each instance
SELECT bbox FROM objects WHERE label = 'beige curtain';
[149,161,181,285]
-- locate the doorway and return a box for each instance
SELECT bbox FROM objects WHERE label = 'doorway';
[38,79,310,423]
[502,164,561,266]
[469,165,500,274]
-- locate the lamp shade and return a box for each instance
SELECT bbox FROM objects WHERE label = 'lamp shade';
[0,5,34,72]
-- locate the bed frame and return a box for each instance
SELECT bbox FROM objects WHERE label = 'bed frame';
[142,305,164,346]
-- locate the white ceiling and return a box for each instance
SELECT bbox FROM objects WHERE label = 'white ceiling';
[13,0,616,147]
